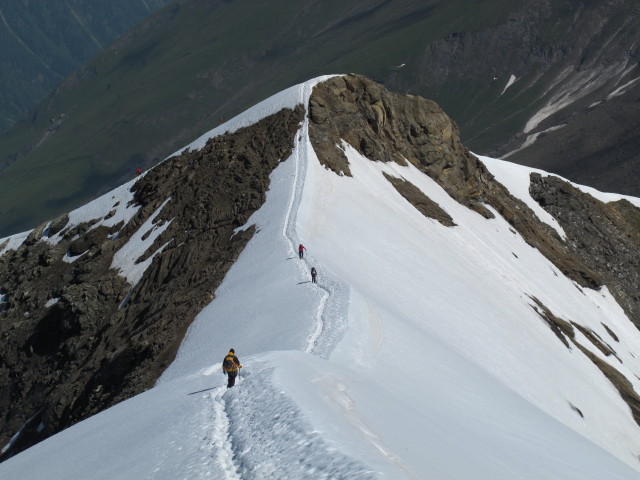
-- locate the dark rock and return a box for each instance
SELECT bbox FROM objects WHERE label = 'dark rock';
[383,173,456,227]
[309,75,601,290]
[529,173,640,328]
[48,214,69,236]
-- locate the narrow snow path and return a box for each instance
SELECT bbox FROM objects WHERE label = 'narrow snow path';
[282,83,328,354]
[279,80,350,358]
[203,83,371,478]
[209,387,242,480]
[222,357,376,479]
[206,79,353,477]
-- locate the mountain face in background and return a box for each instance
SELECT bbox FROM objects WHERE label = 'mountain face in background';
[410,0,640,200]
[0,0,638,237]
[0,0,171,133]
[0,75,639,475]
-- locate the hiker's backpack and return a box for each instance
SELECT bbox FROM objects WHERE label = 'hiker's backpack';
[222,355,235,372]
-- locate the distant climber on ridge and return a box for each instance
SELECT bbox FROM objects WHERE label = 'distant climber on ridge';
[298,244,306,259]
[222,348,242,388]
[311,267,317,284]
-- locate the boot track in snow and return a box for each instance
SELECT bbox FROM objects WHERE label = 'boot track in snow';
[209,81,354,478]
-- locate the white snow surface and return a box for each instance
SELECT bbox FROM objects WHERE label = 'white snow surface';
[0,230,29,256]
[500,74,517,95]
[477,154,567,238]
[501,124,566,159]
[111,197,173,287]
[44,298,59,308]
[608,76,640,99]
[3,77,640,479]
[61,178,141,238]
[481,154,640,210]
[523,62,630,134]
[0,177,141,256]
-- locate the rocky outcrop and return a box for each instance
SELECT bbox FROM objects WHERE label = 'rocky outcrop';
[309,75,490,217]
[529,173,640,328]
[308,75,600,289]
[383,173,456,227]
[0,104,304,461]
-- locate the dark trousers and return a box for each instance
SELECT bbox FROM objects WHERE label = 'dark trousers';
[299,251,304,258]
[227,370,238,388]
[311,274,317,283]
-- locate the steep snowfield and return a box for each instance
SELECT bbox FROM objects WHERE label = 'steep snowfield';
[3,78,640,479]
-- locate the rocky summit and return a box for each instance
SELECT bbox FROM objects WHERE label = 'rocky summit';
[1,75,639,464]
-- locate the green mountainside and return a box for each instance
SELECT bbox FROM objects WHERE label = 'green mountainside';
[0,0,171,132]
[0,0,638,237]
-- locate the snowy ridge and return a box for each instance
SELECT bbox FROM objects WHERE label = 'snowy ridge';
[481,153,640,209]
[477,154,567,238]
[0,176,141,255]
[3,76,640,479]
[169,75,340,158]
[285,82,350,358]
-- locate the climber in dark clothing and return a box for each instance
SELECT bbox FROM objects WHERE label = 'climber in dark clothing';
[311,267,317,283]
[298,244,306,259]
[222,348,242,388]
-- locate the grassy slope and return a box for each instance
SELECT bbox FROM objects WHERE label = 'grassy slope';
[0,0,171,132]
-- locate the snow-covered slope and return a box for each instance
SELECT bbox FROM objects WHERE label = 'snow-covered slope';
[3,77,640,479]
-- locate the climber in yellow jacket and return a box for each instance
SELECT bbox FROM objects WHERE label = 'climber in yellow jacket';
[222,348,242,388]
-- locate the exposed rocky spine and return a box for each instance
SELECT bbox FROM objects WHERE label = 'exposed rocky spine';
[529,173,640,328]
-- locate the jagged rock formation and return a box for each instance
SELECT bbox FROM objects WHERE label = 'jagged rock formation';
[308,75,601,289]
[308,74,636,324]
[0,105,304,461]
[393,0,640,197]
[529,174,640,328]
